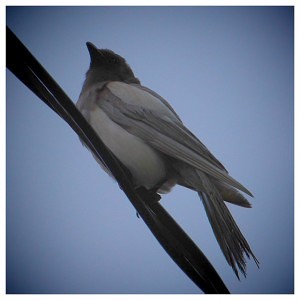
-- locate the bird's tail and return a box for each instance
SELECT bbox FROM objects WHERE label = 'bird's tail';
[177,166,259,278]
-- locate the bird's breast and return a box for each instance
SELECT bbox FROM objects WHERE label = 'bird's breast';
[87,105,167,189]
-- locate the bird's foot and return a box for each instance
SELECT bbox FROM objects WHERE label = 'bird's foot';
[135,186,161,205]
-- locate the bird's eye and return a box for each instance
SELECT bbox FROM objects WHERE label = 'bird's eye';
[109,57,118,64]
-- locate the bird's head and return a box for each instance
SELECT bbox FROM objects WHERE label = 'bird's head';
[85,42,140,86]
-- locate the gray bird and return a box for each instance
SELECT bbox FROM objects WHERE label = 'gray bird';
[76,42,259,277]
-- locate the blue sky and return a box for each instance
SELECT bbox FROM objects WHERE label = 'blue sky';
[6,6,294,294]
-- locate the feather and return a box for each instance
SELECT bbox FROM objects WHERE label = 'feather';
[96,81,253,196]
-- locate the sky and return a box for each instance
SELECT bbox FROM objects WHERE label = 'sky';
[6,6,294,294]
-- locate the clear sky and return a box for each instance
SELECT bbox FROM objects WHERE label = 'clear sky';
[6,6,294,294]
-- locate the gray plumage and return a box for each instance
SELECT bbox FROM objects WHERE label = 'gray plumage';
[76,42,259,277]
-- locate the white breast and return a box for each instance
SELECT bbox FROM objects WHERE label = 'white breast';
[77,88,167,189]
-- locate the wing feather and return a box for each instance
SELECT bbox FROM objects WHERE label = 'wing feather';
[97,82,253,196]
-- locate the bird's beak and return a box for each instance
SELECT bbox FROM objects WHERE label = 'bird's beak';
[86,42,99,63]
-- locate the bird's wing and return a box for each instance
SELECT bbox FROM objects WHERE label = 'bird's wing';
[96,81,252,196]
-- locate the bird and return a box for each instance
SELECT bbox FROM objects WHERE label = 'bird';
[76,42,259,278]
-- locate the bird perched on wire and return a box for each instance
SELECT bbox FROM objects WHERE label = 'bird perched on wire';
[76,42,259,278]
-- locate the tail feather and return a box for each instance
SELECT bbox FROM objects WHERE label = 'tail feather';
[176,165,259,277]
[213,180,252,208]
[197,171,259,277]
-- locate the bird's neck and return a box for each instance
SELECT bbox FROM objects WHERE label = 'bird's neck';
[81,69,140,95]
